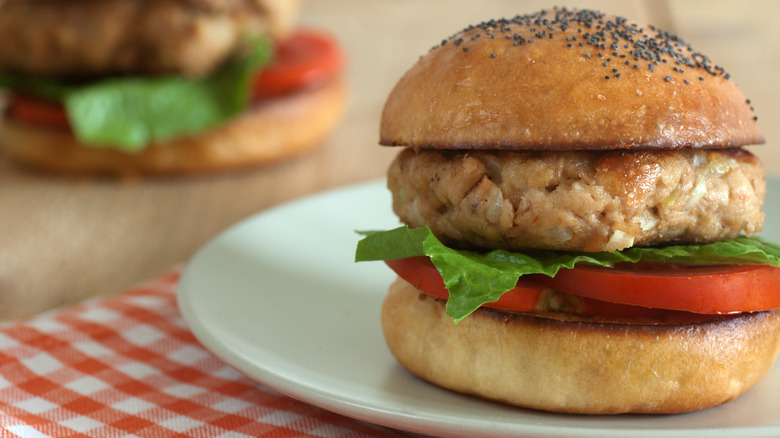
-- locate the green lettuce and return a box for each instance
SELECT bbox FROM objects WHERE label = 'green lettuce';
[0,37,272,152]
[355,226,780,322]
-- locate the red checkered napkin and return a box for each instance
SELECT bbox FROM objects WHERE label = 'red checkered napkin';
[0,270,403,437]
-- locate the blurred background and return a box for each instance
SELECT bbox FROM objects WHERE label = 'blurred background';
[0,0,777,319]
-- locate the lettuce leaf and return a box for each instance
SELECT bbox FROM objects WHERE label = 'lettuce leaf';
[355,226,780,322]
[0,37,272,152]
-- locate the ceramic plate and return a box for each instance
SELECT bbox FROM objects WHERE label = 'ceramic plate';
[178,178,780,438]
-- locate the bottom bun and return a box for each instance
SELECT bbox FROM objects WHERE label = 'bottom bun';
[381,277,780,414]
[0,79,345,176]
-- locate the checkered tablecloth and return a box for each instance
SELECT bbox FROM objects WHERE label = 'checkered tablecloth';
[0,270,404,437]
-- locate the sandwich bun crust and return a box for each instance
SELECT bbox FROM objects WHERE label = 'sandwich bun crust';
[0,79,345,176]
[381,278,780,414]
[380,8,763,150]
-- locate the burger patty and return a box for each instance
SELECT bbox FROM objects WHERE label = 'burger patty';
[0,0,294,77]
[388,148,765,252]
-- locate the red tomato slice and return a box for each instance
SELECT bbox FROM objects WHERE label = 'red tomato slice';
[385,257,544,312]
[384,257,710,320]
[252,29,343,99]
[531,263,780,314]
[7,94,70,129]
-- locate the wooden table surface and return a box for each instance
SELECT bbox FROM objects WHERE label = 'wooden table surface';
[1,0,778,320]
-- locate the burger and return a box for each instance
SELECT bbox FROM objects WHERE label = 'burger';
[356,8,780,414]
[0,0,345,176]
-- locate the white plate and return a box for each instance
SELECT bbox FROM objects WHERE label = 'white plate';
[178,178,780,438]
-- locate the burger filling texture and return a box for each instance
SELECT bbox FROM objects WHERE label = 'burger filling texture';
[385,148,765,253]
[356,224,780,322]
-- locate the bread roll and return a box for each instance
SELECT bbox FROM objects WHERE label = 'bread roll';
[382,278,780,414]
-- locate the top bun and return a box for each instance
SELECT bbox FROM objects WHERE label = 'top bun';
[380,8,763,150]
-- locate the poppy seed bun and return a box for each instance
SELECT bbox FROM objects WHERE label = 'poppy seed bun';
[0,79,345,176]
[382,278,780,414]
[380,9,763,150]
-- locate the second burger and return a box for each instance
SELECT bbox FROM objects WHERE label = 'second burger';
[0,0,345,176]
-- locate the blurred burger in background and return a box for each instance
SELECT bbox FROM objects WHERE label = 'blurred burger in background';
[0,0,345,176]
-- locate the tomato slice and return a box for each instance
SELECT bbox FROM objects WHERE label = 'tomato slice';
[384,257,712,320]
[385,257,544,312]
[252,29,343,99]
[7,94,70,129]
[531,263,780,314]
